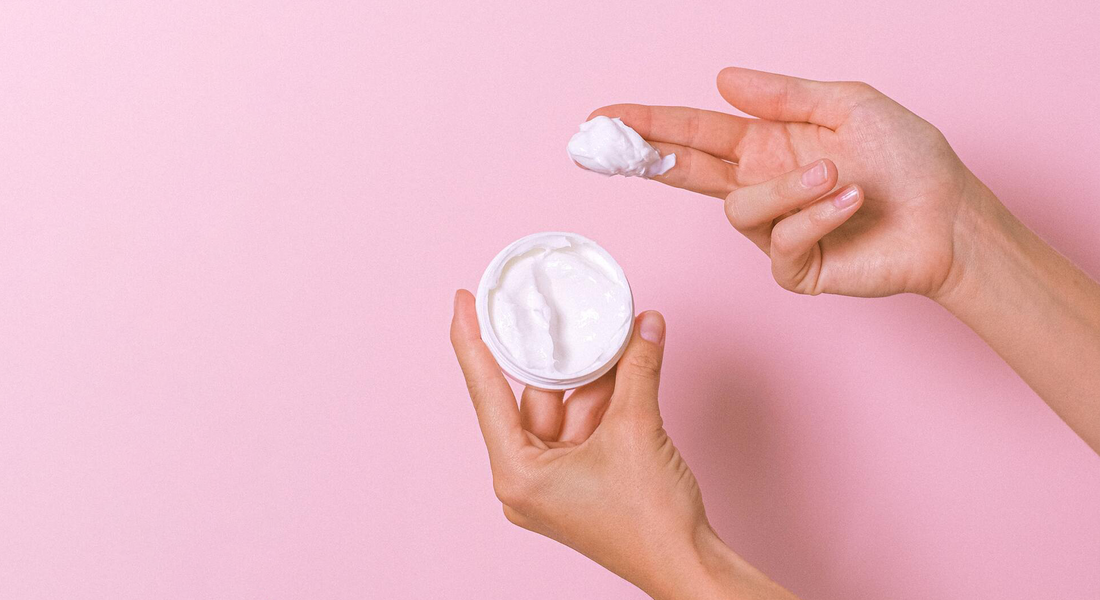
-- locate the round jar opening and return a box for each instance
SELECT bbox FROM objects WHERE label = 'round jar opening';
[475,232,634,390]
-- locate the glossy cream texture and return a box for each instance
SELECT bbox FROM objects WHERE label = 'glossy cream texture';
[567,116,676,178]
[487,235,632,379]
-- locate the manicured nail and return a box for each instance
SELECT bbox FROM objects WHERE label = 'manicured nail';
[833,185,860,208]
[801,161,828,188]
[639,311,665,345]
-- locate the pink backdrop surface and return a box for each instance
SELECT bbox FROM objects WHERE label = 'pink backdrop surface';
[2,1,1099,599]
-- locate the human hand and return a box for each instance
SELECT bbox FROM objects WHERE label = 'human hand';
[450,290,796,600]
[587,67,998,299]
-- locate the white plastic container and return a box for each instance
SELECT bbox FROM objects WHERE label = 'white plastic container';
[475,232,634,390]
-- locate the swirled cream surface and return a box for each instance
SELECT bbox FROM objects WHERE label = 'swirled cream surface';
[485,234,632,379]
[567,116,676,178]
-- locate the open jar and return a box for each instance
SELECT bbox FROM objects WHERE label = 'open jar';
[475,232,634,390]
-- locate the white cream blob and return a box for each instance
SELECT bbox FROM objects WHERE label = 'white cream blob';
[482,233,632,381]
[567,116,676,178]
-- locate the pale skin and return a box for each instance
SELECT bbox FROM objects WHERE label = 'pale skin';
[451,67,1100,598]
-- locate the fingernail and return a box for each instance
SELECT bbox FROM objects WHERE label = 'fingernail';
[833,185,860,208]
[639,311,665,345]
[453,290,461,312]
[801,161,828,188]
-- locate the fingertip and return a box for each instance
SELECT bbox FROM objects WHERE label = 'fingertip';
[453,289,472,317]
[717,66,757,90]
[637,310,665,346]
[586,103,631,121]
[716,68,735,97]
[449,307,463,354]
[451,289,478,342]
[832,184,863,210]
[586,105,615,122]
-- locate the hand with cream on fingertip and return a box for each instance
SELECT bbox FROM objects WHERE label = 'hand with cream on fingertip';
[578,67,1100,453]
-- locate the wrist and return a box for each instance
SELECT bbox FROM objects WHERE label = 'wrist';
[642,524,796,600]
[929,175,1022,314]
[923,172,1100,451]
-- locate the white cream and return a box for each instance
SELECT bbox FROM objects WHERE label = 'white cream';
[479,233,632,383]
[567,116,676,178]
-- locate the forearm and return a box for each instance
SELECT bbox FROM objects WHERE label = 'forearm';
[638,525,799,600]
[935,181,1100,453]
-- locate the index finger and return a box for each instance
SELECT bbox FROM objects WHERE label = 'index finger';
[588,104,752,162]
[450,289,528,458]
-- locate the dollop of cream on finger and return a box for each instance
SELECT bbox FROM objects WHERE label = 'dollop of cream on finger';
[567,116,675,178]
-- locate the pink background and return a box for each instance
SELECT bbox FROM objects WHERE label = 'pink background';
[2,1,1099,598]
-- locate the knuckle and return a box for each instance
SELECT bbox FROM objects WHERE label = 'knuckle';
[857,81,880,94]
[844,80,879,97]
[777,167,817,204]
[928,124,950,146]
[686,111,702,147]
[807,204,834,227]
[782,168,809,195]
[771,249,817,295]
[464,378,489,404]
[492,476,521,506]
[724,194,748,230]
[502,505,524,526]
[769,227,795,256]
[492,466,536,509]
[771,265,802,294]
[624,351,662,380]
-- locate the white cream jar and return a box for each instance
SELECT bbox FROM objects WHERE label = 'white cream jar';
[476,232,634,390]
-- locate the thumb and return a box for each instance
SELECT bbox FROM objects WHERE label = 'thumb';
[608,311,666,419]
